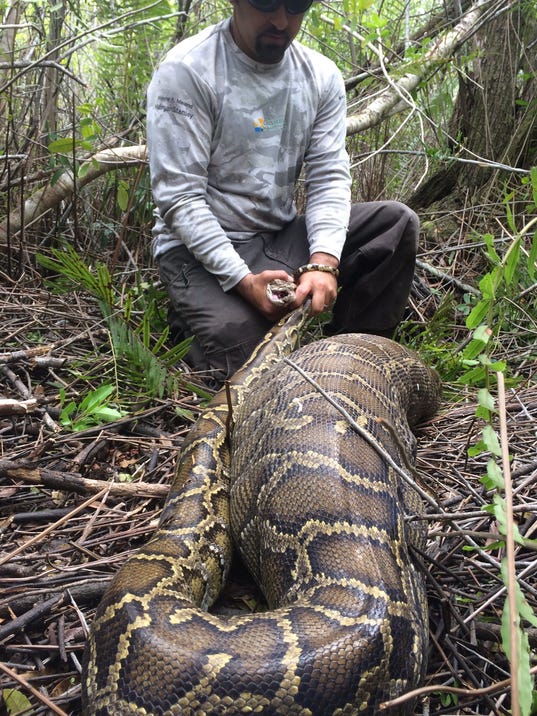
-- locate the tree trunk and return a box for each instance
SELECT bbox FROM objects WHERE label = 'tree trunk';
[41,0,67,136]
[409,2,537,209]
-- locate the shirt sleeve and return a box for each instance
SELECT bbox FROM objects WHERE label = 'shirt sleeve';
[147,60,250,291]
[304,68,351,261]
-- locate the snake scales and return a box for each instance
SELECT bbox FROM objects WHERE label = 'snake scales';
[81,302,441,715]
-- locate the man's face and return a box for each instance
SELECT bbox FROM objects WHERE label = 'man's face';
[230,0,305,64]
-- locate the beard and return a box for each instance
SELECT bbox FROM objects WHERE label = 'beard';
[255,30,291,63]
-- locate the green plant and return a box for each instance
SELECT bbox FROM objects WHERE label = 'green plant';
[106,311,191,400]
[402,175,537,713]
[468,173,536,331]
[36,242,193,414]
[59,384,126,431]
[36,243,115,304]
[455,178,537,714]
[464,358,537,715]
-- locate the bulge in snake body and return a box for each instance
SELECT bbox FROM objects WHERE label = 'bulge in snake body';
[82,330,441,716]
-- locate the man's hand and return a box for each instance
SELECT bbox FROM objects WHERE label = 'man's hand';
[293,251,339,316]
[235,269,295,321]
[235,251,339,320]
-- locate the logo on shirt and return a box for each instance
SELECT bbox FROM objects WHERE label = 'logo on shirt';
[253,116,284,133]
[155,95,194,120]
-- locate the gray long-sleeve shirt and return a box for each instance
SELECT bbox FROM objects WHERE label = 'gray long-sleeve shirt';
[147,18,351,291]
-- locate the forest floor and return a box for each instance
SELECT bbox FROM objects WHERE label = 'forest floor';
[0,203,536,715]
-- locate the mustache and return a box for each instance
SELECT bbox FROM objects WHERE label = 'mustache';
[259,28,290,40]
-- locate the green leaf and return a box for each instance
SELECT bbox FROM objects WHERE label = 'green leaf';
[528,228,537,282]
[78,384,115,414]
[92,406,126,422]
[77,102,93,115]
[466,299,490,329]
[478,271,496,299]
[60,400,77,424]
[483,233,500,264]
[503,237,521,286]
[366,11,387,29]
[175,407,195,421]
[457,364,488,386]
[477,388,494,410]
[78,158,99,179]
[48,136,92,153]
[501,560,537,628]
[482,424,501,456]
[78,162,91,179]
[80,117,97,140]
[502,191,517,234]
[438,690,457,707]
[492,496,526,544]
[500,565,537,716]
[468,439,487,457]
[2,688,32,714]
[491,493,508,533]
[60,384,126,431]
[36,243,114,304]
[474,324,492,344]
[160,336,193,366]
[51,167,66,185]
[461,341,484,362]
[117,184,129,212]
[48,137,78,153]
[485,458,504,489]
[461,326,490,360]
[481,357,507,372]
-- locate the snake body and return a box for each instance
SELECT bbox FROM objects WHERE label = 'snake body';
[82,304,441,715]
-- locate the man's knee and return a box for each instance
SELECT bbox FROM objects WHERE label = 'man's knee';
[375,200,418,237]
[345,200,418,263]
[375,200,419,261]
[389,199,418,237]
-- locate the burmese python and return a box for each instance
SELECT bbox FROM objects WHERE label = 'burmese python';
[81,302,441,715]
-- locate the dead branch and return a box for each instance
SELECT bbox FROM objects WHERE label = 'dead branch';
[0,397,39,415]
[0,343,64,363]
[340,0,508,135]
[0,580,110,618]
[1,363,61,431]
[0,145,147,242]
[0,460,170,499]
[0,592,67,641]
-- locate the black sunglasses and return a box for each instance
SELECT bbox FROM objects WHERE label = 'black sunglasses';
[247,0,314,14]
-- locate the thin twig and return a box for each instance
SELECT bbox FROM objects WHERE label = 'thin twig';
[381,666,537,710]
[0,486,109,567]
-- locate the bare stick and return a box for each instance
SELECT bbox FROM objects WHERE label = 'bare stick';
[0,461,169,499]
[0,486,109,567]
[498,370,520,716]
[380,665,537,710]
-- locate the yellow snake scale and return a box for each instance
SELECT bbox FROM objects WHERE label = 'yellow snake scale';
[81,303,441,715]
